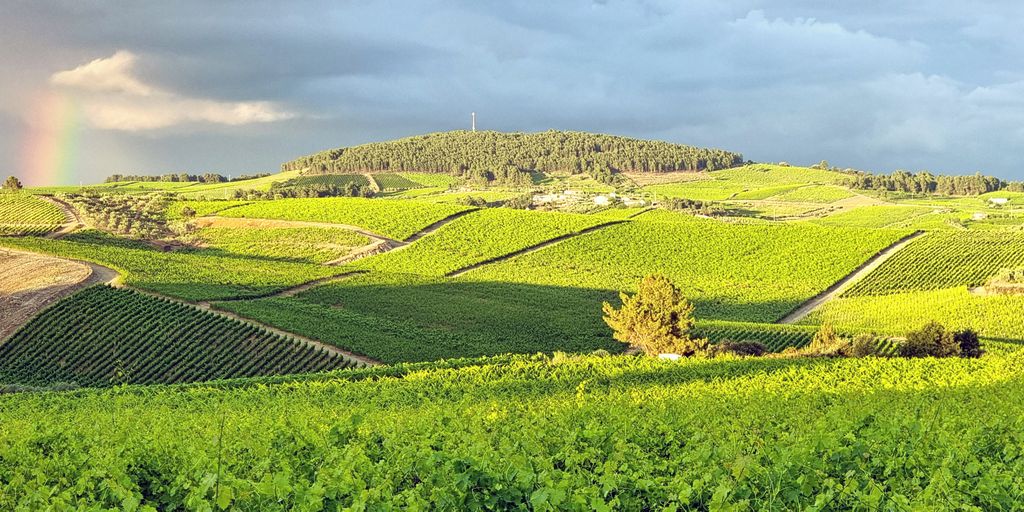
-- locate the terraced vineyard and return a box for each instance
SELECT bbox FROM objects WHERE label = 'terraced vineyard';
[0,286,357,387]
[844,231,1024,296]
[356,208,613,276]
[465,217,909,322]
[0,193,66,235]
[0,230,345,301]
[276,174,370,188]
[219,197,473,240]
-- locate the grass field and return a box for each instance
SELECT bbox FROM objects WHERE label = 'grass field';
[0,286,356,387]
[464,217,908,322]
[355,208,612,276]
[2,351,1023,508]
[0,231,345,301]
[219,197,473,240]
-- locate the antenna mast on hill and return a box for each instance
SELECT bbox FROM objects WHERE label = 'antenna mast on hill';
[471,112,476,132]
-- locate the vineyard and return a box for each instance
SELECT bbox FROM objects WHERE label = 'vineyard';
[372,173,422,190]
[464,217,909,322]
[218,197,473,240]
[693,319,901,355]
[844,231,1024,296]
[0,193,66,235]
[217,273,621,363]
[194,225,370,264]
[356,208,613,276]
[0,230,345,301]
[165,199,251,220]
[1,351,1023,508]
[0,286,357,387]
[814,205,932,229]
[802,287,1024,339]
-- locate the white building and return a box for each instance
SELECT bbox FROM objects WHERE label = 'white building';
[989,197,1010,206]
[593,195,611,206]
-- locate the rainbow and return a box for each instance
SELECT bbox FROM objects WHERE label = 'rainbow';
[19,92,81,187]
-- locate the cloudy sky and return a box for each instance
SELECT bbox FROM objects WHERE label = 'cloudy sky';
[3,1,1024,185]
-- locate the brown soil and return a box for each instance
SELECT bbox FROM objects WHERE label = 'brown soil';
[0,249,110,341]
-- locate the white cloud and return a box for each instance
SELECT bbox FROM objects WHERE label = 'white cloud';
[50,50,295,131]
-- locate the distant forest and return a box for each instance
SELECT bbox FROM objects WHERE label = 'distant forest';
[104,173,271,184]
[846,170,1024,196]
[281,131,744,182]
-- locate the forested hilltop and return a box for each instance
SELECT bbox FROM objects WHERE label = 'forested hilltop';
[281,130,744,177]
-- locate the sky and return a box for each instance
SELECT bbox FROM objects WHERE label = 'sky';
[3,1,1024,186]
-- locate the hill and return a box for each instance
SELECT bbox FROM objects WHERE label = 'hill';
[280,130,744,178]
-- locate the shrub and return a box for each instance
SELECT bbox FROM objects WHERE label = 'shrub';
[954,329,983,358]
[805,323,850,357]
[602,275,707,356]
[848,333,878,358]
[709,339,768,357]
[900,322,958,358]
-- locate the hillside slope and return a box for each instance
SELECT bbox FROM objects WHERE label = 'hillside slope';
[282,130,743,175]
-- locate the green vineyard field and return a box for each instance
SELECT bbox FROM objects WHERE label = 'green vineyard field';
[844,231,1024,296]
[0,286,357,387]
[0,193,66,234]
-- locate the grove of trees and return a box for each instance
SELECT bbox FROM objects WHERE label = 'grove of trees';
[846,170,1023,196]
[281,130,744,181]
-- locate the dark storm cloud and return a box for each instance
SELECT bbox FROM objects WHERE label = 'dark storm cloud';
[2,0,1024,185]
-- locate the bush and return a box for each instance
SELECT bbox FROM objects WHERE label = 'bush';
[602,275,707,356]
[709,339,768,357]
[804,323,850,357]
[848,333,878,358]
[900,322,958,358]
[954,329,983,358]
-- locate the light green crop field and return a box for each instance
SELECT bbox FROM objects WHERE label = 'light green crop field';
[0,193,67,228]
[844,231,1024,296]
[645,179,746,200]
[218,197,474,240]
[175,171,302,199]
[711,164,849,186]
[768,185,857,203]
[465,216,908,322]
[0,230,345,301]
[813,205,932,228]
[196,225,370,264]
[398,172,459,188]
[2,351,1024,509]
[803,287,1024,339]
[355,208,611,276]
[730,184,804,200]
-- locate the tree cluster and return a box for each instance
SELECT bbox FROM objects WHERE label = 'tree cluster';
[846,170,1021,196]
[232,182,373,200]
[662,197,717,216]
[105,173,272,184]
[3,176,22,191]
[281,130,744,179]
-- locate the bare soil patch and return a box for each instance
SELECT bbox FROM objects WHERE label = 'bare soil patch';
[0,250,96,341]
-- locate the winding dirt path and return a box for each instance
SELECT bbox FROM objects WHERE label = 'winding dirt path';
[38,195,84,239]
[403,208,479,242]
[445,221,626,278]
[777,230,927,324]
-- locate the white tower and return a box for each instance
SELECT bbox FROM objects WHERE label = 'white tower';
[471,112,476,132]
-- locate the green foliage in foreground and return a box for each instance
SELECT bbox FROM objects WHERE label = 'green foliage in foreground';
[215,273,621,363]
[0,286,356,387]
[3,352,1024,509]
[844,230,1024,297]
[218,197,473,240]
[0,231,345,301]
[356,208,613,276]
[466,217,909,322]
